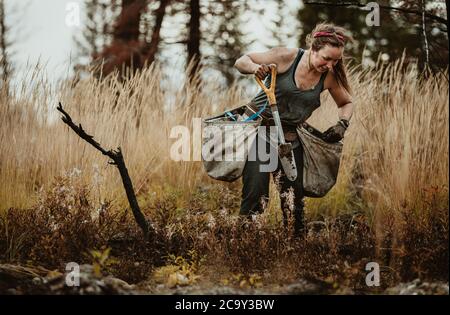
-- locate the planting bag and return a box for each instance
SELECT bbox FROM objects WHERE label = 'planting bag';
[202,106,343,196]
[202,105,261,182]
[297,122,343,198]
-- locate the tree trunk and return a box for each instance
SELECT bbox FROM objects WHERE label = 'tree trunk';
[86,0,100,57]
[446,0,449,42]
[145,0,171,65]
[95,0,148,76]
[187,0,201,77]
[0,0,10,84]
[114,0,148,42]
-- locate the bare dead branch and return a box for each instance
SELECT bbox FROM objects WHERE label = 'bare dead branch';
[56,102,152,241]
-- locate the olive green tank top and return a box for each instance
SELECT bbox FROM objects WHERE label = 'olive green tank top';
[250,48,328,127]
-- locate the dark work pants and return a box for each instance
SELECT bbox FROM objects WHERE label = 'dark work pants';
[240,128,305,234]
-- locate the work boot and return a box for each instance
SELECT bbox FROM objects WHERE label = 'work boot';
[293,208,306,238]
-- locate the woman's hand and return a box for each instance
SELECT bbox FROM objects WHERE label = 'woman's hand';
[254,64,273,80]
[322,119,349,143]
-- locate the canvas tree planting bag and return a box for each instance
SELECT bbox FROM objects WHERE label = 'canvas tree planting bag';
[297,122,343,197]
[202,105,261,182]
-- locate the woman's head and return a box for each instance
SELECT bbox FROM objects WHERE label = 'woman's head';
[306,23,353,93]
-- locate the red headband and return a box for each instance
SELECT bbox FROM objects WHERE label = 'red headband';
[313,31,345,42]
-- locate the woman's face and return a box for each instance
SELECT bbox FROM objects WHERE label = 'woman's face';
[310,45,344,73]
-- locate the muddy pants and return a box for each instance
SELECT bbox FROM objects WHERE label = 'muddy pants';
[239,128,305,233]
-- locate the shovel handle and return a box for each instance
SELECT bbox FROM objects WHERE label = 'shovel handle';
[255,64,277,105]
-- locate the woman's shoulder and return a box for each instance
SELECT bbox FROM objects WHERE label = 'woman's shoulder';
[271,47,301,73]
[274,47,300,62]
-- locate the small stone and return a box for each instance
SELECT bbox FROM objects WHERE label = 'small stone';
[32,277,42,285]
[6,288,19,295]
[406,284,416,291]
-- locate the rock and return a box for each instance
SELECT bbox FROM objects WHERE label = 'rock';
[385,279,449,295]
[282,279,328,295]
[0,264,49,282]
[276,277,356,295]
[32,277,42,285]
[103,276,135,292]
[171,285,251,295]
[44,264,138,295]
[0,263,141,295]
[5,288,19,295]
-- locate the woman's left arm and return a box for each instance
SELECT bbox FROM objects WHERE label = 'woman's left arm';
[328,79,353,122]
[321,74,354,143]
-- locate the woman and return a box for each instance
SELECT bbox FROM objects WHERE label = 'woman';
[234,23,354,236]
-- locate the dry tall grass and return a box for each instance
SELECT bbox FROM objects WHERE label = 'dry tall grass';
[0,57,448,286]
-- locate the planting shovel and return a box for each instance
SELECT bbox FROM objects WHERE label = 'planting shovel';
[255,65,298,181]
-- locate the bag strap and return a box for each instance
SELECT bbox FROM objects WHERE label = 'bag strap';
[300,122,325,139]
[223,101,267,122]
[225,111,237,121]
[243,100,267,122]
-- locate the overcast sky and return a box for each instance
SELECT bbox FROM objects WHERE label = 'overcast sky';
[7,0,84,84]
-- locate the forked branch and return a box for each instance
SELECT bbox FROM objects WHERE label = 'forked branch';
[57,102,152,241]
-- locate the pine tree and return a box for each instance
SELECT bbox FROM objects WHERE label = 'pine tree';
[142,0,171,66]
[89,0,175,77]
[0,0,11,84]
[202,0,249,85]
[187,0,201,77]
[267,0,300,48]
[74,0,120,72]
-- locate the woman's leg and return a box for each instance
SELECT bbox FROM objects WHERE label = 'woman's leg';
[240,132,271,215]
[277,143,305,236]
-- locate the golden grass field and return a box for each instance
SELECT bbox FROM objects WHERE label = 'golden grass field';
[0,56,448,292]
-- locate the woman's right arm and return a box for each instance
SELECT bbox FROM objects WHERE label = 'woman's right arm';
[234,47,298,79]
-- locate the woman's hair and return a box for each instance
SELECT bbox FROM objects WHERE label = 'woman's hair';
[305,22,353,94]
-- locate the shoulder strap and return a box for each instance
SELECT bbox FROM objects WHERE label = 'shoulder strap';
[319,70,328,91]
[287,48,304,74]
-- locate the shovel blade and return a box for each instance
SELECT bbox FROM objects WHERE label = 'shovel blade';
[278,143,297,181]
